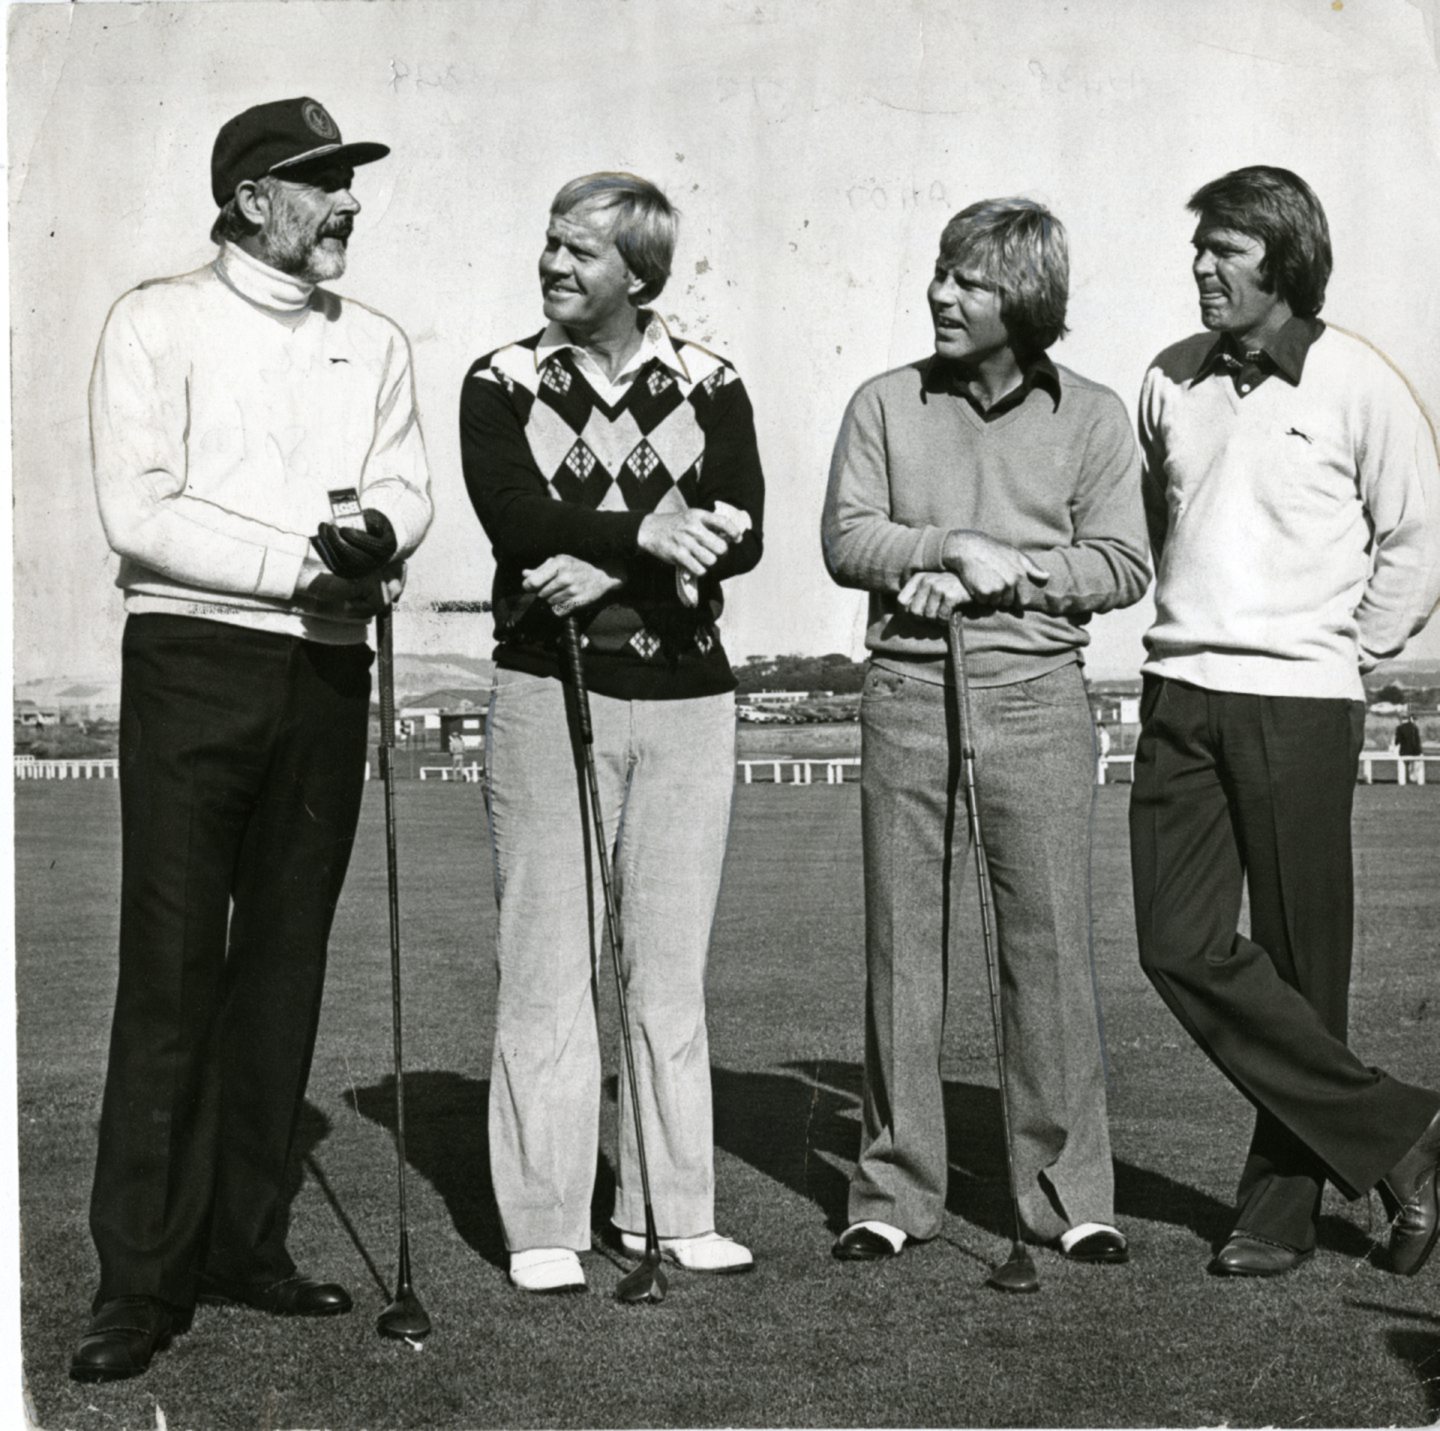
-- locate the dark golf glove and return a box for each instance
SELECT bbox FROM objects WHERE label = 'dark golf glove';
[311,508,397,579]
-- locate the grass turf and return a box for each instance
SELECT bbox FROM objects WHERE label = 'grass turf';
[13,780,1440,1428]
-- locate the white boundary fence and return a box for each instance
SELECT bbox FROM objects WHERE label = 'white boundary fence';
[419,764,485,783]
[1098,752,1440,786]
[14,756,118,779]
[738,757,861,785]
[17,752,1437,787]
[1360,752,1438,785]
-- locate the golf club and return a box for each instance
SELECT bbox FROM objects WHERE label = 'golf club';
[374,607,433,1343]
[947,613,1040,1295]
[561,616,668,1306]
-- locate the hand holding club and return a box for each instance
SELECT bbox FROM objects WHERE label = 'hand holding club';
[942,530,1049,610]
[898,570,970,623]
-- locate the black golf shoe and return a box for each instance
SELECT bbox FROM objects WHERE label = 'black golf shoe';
[70,1296,191,1383]
[198,1271,353,1316]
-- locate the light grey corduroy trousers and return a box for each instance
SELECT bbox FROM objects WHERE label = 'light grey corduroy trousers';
[847,659,1116,1244]
[483,667,736,1252]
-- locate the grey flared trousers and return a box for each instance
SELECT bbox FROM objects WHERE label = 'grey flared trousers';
[847,659,1115,1244]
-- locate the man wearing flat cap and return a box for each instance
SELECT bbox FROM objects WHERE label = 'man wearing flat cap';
[70,97,432,1382]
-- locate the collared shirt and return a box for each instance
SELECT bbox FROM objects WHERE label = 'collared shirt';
[924,353,1064,422]
[534,311,690,407]
[1196,315,1325,397]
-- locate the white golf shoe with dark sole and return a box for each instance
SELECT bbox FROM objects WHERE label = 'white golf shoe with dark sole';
[618,1230,754,1274]
[509,1248,587,1294]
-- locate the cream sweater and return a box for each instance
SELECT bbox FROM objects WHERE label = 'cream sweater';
[1139,326,1440,699]
[90,243,432,643]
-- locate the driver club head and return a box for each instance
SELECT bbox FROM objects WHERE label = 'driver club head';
[985,1243,1040,1295]
[377,1289,433,1344]
[614,1255,668,1305]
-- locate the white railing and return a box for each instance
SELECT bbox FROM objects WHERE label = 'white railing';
[1098,752,1438,786]
[14,757,119,780]
[737,757,860,785]
[1361,752,1438,785]
[1096,754,1134,785]
[419,764,485,782]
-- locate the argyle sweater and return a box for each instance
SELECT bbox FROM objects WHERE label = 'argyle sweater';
[460,321,765,700]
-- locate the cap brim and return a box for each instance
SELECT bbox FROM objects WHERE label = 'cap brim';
[269,140,390,178]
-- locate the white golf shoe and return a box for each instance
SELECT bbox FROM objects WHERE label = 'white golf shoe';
[618,1229,755,1274]
[508,1247,586,1294]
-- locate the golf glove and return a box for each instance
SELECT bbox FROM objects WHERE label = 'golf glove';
[312,509,398,579]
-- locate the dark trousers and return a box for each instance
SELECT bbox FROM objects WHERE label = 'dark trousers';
[90,615,372,1309]
[1130,676,1438,1250]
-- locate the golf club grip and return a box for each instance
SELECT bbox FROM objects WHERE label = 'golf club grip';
[377,611,396,741]
[561,617,593,745]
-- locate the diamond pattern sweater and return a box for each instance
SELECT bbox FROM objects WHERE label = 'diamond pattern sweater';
[461,320,765,700]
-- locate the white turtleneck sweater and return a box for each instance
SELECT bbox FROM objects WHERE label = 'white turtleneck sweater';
[90,242,433,643]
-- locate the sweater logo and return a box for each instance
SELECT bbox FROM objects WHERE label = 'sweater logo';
[1285,427,1312,443]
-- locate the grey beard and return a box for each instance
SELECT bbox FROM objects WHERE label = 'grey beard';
[260,213,348,283]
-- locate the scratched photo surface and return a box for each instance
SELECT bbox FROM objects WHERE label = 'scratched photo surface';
[9,1,1440,1428]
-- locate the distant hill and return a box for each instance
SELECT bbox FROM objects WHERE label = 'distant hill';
[12,652,494,718]
[1369,657,1440,686]
[392,652,493,706]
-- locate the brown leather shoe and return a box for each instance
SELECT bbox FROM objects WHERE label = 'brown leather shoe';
[1209,1233,1313,1278]
[1380,1108,1440,1277]
[70,1297,188,1383]
[198,1272,353,1316]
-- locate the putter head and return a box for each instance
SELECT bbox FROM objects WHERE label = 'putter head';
[614,1255,668,1305]
[377,1290,432,1343]
[986,1243,1040,1294]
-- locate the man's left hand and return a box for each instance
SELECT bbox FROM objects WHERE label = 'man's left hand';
[312,508,398,579]
[522,555,625,616]
[897,570,970,622]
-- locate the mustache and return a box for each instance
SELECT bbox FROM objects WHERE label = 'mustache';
[320,219,353,241]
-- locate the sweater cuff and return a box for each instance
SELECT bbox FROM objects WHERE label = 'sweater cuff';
[922,526,952,576]
[259,535,312,601]
[364,492,419,560]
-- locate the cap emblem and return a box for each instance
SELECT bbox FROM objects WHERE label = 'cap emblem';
[301,101,339,140]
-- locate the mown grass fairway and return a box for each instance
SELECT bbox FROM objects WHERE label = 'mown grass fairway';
[14,780,1440,1428]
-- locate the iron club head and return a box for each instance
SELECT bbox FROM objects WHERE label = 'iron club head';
[377,1289,433,1343]
[614,1254,668,1305]
[985,1242,1040,1294]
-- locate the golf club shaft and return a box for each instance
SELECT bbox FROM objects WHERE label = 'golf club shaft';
[561,617,662,1249]
[377,610,415,1293]
[949,615,1027,1252]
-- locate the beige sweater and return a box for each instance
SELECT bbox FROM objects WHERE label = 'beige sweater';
[821,357,1150,686]
[90,242,433,643]
[1139,326,1440,699]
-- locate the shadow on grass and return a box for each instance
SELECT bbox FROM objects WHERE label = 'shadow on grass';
[711,1059,1367,1253]
[342,1060,1376,1267]
[1348,1300,1440,1419]
[1386,1331,1440,1420]
[346,1072,623,1271]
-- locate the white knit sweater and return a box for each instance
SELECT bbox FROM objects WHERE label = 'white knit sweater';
[90,242,433,643]
[1139,326,1440,699]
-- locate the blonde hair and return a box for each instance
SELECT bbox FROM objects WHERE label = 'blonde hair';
[551,172,679,303]
[938,198,1070,354]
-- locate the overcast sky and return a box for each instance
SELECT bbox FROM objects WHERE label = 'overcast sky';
[10,0,1440,684]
